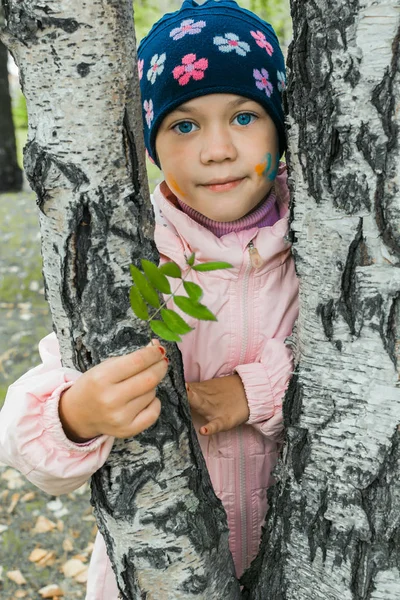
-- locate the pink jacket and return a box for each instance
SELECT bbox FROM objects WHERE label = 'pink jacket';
[0,164,298,598]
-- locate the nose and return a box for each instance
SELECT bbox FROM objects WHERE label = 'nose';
[200,125,238,164]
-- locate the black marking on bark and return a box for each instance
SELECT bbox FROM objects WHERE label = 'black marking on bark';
[338,219,364,336]
[330,128,341,162]
[179,570,208,594]
[123,109,141,196]
[120,548,142,599]
[74,335,93,372]
[374,173,400,261]
[75,201,91,301]
[356,122,386,174]
[77,62,91,77]
[287,426,310,483]
[343,55,361,88]
[24,141,89,213]
[371,23,400,260]
[4,3,80,44]
[317,298,335,341]
[38,17,80,34]
[385,294,399,369]
[283,370,303,427]
[307,487,331,563]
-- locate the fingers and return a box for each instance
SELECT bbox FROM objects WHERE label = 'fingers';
[100,341,166,384]
[114,397,162,439]
[117,357,169,403]
[200,417,225,436]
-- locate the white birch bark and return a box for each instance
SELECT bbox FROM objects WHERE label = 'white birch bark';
[243,1,400,598]
[0,2,240,598]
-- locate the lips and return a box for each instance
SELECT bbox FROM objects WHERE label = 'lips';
[202,177,245,192]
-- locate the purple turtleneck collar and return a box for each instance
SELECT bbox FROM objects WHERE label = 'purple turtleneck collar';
[174,188,280,237]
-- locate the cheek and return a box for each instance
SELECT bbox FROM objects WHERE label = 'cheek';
[254,152,280,181]
[166,173,186,198]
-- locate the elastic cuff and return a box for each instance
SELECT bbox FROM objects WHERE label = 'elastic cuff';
[234,363,276,425]
[42,382,110,453]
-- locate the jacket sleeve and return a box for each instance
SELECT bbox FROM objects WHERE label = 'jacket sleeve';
[0,333,114,496]
[235,337,293,441]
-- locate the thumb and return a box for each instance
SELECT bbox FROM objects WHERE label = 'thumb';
[200,417,224,437]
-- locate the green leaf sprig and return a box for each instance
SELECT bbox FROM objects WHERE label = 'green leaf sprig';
[129,253,232,343]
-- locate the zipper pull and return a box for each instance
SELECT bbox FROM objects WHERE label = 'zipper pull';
[248,241,263,269]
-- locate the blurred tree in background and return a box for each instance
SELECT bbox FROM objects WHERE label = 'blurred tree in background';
[0,41,22,191]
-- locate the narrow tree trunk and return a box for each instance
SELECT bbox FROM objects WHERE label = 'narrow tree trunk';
[243,1,400,598]
[0,1,240,598]
[0,40,22,191]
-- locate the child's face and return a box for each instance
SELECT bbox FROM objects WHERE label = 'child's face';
[155,93,279,222]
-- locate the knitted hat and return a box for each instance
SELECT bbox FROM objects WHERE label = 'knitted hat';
[137,0,287,166]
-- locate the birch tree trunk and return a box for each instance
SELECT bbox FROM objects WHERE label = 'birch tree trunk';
[243,1,400,598]
[0,2,240,598]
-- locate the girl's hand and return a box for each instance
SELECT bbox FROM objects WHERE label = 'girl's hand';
[59,342,168,443]
[186,374,249,436]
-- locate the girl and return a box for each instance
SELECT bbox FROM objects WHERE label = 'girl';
[0,0,298,596]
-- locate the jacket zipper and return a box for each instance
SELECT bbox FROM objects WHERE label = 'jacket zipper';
[238,240,263,572]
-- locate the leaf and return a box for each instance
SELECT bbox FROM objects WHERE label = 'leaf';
[130,264,160,308]
[158,261,182,278]
[129,286,149,320]
[150,320,182,342]
[161,308,193,335]
[192,261,233,272]
[141,259,171,294]
[183,281,203,303]
[174,296,217,321]
[186,252,195,266]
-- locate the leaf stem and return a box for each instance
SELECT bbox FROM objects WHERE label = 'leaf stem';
[147,264,193,325]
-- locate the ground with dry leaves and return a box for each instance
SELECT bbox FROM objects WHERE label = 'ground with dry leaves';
[0,467,96,599]
[0,190,96,599]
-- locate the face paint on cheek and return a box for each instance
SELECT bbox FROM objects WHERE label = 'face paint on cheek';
[255,152,280,182]
[167,175,186,198]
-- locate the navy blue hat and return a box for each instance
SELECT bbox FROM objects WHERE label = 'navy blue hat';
[137,0,287,166]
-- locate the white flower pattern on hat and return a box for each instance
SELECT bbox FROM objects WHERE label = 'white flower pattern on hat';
[277,70,286,92]
[147,53,166,84]
[213,33,250,56]
[143,99,154,127]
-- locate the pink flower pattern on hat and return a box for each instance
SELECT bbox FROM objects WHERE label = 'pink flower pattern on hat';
[250,30,274,56]
[170,19,206,41]
[143,99,154,127]
[173,53,208,86]
[253,68,273,97]
[138,58,144,81]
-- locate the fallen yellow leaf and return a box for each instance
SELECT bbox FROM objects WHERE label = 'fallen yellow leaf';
[38,584,64,598]
[32,516,57,534]
[62,538,74,552]
[21,491,36,502]
[7,492,20,514]
[29,548,56,567]
[6,570,27,585]
[61,558,87,579]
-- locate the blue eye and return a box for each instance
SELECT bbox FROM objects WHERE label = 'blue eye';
[173,121,198,135]
[234,113,256,126]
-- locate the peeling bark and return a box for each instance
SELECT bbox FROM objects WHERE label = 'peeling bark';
[0,1,239,598]
[243,1,400,598]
